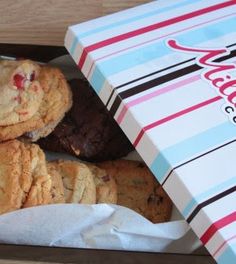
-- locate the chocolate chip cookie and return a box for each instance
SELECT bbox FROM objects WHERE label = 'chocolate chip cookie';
[0,140,52,215]
[47,160,96,204]
[98,159,172,223]
[47,162,65,204]
[87,164,117,204]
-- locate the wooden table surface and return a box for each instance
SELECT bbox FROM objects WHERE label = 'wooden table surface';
[0,0,150,46]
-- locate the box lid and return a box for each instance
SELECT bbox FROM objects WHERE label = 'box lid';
[65,0,236,263]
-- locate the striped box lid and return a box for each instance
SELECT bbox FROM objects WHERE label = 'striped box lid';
[65,0,236,263]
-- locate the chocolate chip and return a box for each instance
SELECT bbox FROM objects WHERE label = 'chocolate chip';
[30,71,35,81]
[23,131,35,139]
[132,179,145,185]
[147,194,163,205]
[102,175,110,182]
[147,194,155,203]
[137,163,145,168]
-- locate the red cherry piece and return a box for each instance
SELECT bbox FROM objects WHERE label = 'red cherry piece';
[19,111,28,115]
[30,71,35,81]
[13,74,26,90]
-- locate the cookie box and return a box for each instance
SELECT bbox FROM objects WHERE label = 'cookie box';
[65,0,236,263]
[0,52,202,257]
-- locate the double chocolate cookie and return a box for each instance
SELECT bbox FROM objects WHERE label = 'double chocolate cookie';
[38,79,134,162]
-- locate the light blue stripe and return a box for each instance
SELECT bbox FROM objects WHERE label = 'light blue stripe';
[217,244,236,264]
[70,38,78,56]
[182,177,236,218]
[70,0,200,54]
[90,16,236,93]
[150,121,236,182]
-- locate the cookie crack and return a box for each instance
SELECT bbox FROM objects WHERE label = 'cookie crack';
[63,186,73,192]
[78,186,86,203]
[18,143,27,206]
[0,186,5,193]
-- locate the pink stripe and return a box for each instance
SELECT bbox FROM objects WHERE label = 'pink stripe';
[201,212,236,245]
[117,57,236,124]
[86,12,236,79]
[133,96,222,147]
[213,235,236,257]
[116,74,200,124]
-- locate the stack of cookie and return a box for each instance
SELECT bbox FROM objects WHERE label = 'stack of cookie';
[47,159,172,223]
[0,140,52,215]
[0,59,172,224]
[47,160,117,205]
[0,59,72,215]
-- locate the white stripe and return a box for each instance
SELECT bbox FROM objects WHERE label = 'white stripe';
[135,53,236,150]
[82,2,235,76]
[118,55,236,167]
[118,82,215,144]
[69,0,181,35]
[99,78,114,104]
[138,101,228,165]
[80,0,224,47]
[72,42,84,67]
[109,40,236,104]
[190,192,236,237]
[98,30,236,103]
[118,103,142,145]
[65,29,75,50]
[71,0,180,66]
[119,74,217,140]
[135,134,159,167]
[94,52,191,94]
[106,59,195,110]
[163,141,236,216]
[115,59,193,95]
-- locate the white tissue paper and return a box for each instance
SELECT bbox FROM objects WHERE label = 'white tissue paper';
[0,203,201,253]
